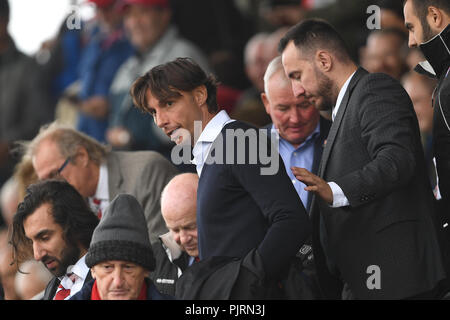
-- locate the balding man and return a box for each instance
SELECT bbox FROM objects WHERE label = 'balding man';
[150,173,199,297]
[262,56,331,211]
[25,122,178,244]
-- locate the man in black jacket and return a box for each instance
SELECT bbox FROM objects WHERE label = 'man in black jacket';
[280,18,446,299]
[151,173,199,296]
[131,57,311,299]
[403,0,450,217]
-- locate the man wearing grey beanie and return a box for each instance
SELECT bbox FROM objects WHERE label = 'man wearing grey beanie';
[71,194,173,300]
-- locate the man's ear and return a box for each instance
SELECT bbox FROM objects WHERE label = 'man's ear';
[315,50,333,73]
[193,85,208,107]
[261,92,271,115]
[90,268,97,280]
[426,6,445,29]
[76,146,90,168]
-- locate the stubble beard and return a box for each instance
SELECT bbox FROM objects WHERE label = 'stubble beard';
[314,67,338,112]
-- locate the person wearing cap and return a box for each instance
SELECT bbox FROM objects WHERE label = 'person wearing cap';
[10,180,99,300]
[76,0,134,144]
[71,194,173,300]
[150,173,199,296]
[106,0,209,156]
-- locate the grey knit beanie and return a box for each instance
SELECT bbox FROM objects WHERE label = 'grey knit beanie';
[85,194,155,271]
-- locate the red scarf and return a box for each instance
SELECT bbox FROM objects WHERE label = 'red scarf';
[90,280,147,300]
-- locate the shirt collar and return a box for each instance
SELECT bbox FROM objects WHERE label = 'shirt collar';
[92,163,109,201]
[195,110,233,144]
[61,254,89,281]
[191,110,235,173]
[332,71,356,121]
[418,24,450,79]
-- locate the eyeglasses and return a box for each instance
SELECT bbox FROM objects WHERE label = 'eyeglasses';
[47,157,71,179]
[57,157,71,174]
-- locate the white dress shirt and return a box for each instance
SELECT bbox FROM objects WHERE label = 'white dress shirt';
[57,254,90,300]
[327,71,356,208]
[192,110,235,177]
[88,163,110,215]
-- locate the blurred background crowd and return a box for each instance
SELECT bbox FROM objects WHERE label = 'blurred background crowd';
[0,0,439,299]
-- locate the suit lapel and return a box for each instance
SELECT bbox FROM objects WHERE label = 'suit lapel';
[106,152,124,199]
[43,277,60,300]
[318,68,367,178]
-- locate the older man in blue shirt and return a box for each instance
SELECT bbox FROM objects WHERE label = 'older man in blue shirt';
[261,56,331,211]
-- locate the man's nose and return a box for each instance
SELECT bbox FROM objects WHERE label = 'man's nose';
[289,108,300,124]
[33,243,45,261]
[154,112,168,129]
[292,83,306,98]
[112,268,125,287]
[179,230,191,245]
[408,32,418,48]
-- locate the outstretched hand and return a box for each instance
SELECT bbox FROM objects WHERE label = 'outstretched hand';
[291,167,333,205]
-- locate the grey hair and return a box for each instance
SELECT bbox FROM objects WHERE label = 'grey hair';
[24,121,109,165]
[263,55,290,100]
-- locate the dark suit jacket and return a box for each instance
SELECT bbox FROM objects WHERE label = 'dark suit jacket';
[106,151,178,244]
[265,116,332,212]
[197,120,311,281]
[311,68,446,299]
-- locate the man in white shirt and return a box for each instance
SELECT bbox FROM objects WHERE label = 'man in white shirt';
[130,57,311,299]
[24,121,178,244]
[11,180,99,300]
[279,19,446,299]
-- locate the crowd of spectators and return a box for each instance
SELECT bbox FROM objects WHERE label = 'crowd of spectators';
[0,0,448,300]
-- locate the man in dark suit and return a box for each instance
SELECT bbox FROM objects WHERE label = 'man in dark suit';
[130,57,311,298]
[403,0,450,235]
[11,180,99,300]
[25,122,178,244]
[261,55,331,211]
[279,19,446,299]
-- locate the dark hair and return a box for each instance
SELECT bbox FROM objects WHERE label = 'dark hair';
[11,179,99,266]
[130,57,219,114]
[404,0,450,24]
[378,0,405,19]
[278,18,353,63]
[0,0,9,19]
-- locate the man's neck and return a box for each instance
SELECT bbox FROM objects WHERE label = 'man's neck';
[87,163,101,198]
[335,62,358,93]
[201,111,219,131]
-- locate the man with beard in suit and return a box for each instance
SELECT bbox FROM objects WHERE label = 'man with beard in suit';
[279,19,446,299]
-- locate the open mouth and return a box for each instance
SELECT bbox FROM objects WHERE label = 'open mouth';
[43,258,57,270]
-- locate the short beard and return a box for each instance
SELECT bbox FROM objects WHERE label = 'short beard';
[314,66,338,111]
[52,244,81,277]
[420,17,437,43]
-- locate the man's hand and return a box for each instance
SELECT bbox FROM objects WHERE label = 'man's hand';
[291,167,333,205]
